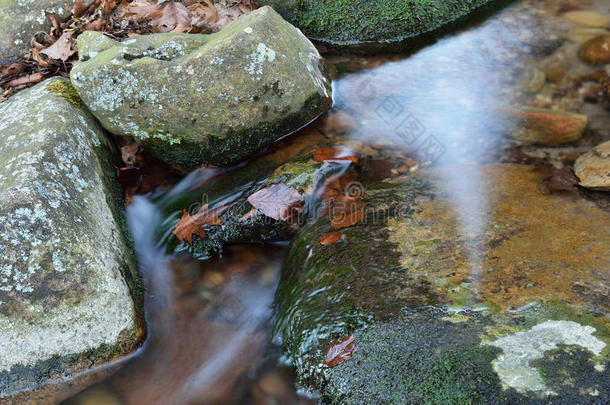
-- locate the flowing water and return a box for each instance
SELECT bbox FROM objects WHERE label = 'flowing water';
[11,0,610,403]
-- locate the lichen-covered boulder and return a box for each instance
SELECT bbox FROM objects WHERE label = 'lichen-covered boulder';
[275,164,610,403]
[70,7,332,170]
[0,0,76,64]
[0,78,142,395]
[259,0,507,53]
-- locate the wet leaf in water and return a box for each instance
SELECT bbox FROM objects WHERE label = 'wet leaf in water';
[323,335,358,368]
[314,147,359,163]
[320,232,341,245]
[247,183,304,221]
[173,204,224,245]
[330,198,366,229]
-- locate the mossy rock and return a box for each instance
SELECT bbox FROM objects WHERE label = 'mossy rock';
[70,7,332,170]
[274,164,610,403]
[160,151,354,259]
[0,78,143,395]
[260,0,513,53]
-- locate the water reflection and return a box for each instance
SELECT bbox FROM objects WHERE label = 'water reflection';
[330,1,546,298]
[61,197,311,405]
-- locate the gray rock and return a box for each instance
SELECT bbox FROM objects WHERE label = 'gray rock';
[0,78,142,395]
[70,7,332,170]
[575,140,610,191]
[0,0,73,64]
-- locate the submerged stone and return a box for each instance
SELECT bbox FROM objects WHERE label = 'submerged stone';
[259,0,508,53]
[500,106,588,144]
[274,164,610,403]
[0,0,77,65]
[0,78,142,395]
[70,7,332,170]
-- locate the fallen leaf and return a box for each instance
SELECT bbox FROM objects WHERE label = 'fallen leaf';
[173,204,225,245]
[41,32,76,61]
[314,147,359,163]
[159,2,192,32]
[247,183,304,221]
[74,0,90,18]
[323,335,358,368]
[330,199,366,229]
[120,141,143,167]
[0,63,25,78]
[5,72,45,88]
[320,232,341,245]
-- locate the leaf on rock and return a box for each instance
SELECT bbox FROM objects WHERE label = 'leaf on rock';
[314,147,359,163]
[330,198,365,229]
[323,335,358,368]
[247,183,304,221]
[173,204,226,245]
[40,32,76,61]
[320,231,341,245]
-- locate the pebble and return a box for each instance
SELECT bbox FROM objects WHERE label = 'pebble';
[578,35,610,65]
[563,11,610,28]
[499,105,588,145]
[574,140,610,190]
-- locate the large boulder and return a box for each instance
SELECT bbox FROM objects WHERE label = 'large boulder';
[70,7,332,170]
[259,0,508,53]
[0,78,142,395]
[275,164,610,403]
[0,0,75,65]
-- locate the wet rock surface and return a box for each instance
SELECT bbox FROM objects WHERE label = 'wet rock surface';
[163,129,354,259]
[0,78,142,396]
[0,0,76,65]
[259,0,508,52]
[575,140,610,190]
[274,164,610,403]
[70,7,332,170]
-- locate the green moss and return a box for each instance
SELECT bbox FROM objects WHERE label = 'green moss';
[263,0,514,52]
[45,80,82,107]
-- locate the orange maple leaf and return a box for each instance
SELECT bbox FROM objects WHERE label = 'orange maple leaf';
[172,204,225,245]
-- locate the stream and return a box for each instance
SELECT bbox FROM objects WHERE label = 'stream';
[10,0,610,403]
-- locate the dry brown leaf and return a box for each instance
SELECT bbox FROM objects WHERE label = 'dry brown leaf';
[74,0,89,18]
[323,336,358,368]
[6,72,45,88]
[247,183,304,221]
[314,147,359,163]
[320,232,341,245]
[0,63,25,78]
[173,204,225,245]
[41,32,76,62]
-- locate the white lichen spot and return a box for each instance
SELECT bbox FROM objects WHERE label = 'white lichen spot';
[487,320,606,396]
[245,43,276,78]
[244,27,253,34]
